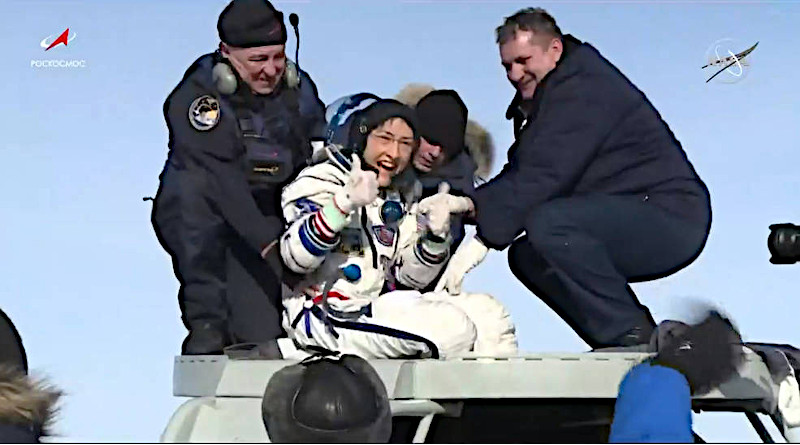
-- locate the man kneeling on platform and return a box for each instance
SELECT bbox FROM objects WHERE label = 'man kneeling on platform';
[278,98,516,359]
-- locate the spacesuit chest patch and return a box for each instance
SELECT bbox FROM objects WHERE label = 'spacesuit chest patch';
[372,225,396,247]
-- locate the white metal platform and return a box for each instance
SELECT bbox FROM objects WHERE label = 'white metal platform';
[161,350,794,443]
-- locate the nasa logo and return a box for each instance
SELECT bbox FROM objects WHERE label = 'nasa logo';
[703,39,758,84]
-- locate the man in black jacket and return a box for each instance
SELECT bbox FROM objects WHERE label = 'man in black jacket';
[152,0,325,355]
[394,85,494,293]
[465,8,711,349]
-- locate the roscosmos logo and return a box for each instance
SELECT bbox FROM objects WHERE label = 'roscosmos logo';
[31,27,87,69]
[40,28,77,51]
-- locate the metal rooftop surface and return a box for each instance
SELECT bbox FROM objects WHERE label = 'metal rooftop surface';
[172,351,774,402]
[163,351,793,443]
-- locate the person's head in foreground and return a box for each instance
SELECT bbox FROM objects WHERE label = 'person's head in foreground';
[261,354,392,443]
[609,309,744,443]
[0,308,62,443]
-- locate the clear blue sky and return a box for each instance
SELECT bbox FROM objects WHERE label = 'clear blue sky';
[2,0,798,442]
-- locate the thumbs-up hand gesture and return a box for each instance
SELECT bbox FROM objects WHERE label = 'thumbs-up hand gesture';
[418,182,474,238]
[333,155,380,214]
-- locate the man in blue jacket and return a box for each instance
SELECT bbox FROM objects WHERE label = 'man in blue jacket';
[462,8,711,349]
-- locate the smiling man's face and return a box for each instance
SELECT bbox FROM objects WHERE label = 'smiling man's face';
[413,137,447,173]
[500,30,562,99]
[222,43,287,95]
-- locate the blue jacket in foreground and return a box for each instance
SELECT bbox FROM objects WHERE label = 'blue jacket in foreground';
[609,362,693,443]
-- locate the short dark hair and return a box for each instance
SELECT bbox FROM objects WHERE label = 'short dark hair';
[495,7,563,46]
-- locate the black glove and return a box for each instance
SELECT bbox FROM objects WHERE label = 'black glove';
[651,310,744,395]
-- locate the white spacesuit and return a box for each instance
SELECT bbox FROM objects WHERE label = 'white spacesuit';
[280,96,516,359]
[280,148,480,359]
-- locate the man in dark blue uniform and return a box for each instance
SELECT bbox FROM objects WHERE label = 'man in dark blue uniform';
[152,0,325,355]
[466,8,712,349]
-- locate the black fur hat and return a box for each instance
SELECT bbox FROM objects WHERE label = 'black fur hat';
[651,310,744,395]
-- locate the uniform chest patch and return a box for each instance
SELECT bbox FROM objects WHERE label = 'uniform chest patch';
[188,95,220,131]
[372,225,396,247]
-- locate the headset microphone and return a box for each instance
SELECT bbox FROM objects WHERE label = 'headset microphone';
[289,13,300,67]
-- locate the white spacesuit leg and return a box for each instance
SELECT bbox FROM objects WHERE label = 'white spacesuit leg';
[424,291,518,356]
[367,290,477,359]
[282,291,477,359]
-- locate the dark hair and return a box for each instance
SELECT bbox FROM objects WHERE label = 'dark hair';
[346,99,419,157]
[495,7,563,46]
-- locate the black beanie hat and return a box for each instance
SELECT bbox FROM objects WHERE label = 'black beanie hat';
[346,99,420,156]
[217,0,288,48]
[416,90,468,161]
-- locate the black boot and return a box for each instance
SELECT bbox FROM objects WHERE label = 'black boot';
[593,325,656,352]
[611,325,655,347]
[182,321,229,355]
[223,340,283,359]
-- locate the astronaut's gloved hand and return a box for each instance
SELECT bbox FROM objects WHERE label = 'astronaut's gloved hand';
[333,155,379,214]
[418,182,474,238]
[435,236,489,295]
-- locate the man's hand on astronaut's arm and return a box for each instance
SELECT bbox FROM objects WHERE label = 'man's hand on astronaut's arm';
[418,182,475,238]
[434,236,489,295]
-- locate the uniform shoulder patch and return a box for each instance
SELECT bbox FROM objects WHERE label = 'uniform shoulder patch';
[188,95,220,131]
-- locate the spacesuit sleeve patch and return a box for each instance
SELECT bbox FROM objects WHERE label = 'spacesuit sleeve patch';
[188,95,220,131]
[293,198,321,214]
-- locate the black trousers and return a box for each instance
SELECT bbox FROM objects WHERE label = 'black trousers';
[507,194,710,349]
[152,167,283,354]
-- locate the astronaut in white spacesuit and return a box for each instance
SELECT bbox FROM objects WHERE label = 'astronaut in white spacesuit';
[279,98,515,359]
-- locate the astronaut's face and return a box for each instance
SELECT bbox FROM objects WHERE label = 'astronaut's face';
[500,30,562,99]
[222,43,287,95]
[363,118,416,187]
